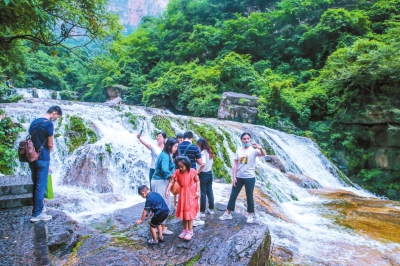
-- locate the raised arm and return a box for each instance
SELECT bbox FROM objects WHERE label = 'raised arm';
[253,142,266,156]
[137,133,152,150]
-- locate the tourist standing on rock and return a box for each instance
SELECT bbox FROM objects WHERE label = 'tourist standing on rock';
[219,132,265,224]
[29,106,63,222]
[196,138,215,217]
[136,185,170,245]
[165,156,200,241]
[137,131,166,190]
[177,131,205,226]
[151,137,178,235]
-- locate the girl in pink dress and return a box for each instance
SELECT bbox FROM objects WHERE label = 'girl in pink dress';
[166,156,199,240]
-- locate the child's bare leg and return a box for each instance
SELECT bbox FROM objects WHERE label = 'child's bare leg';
[182,220,188,231]
[157,225,163,238]
[188,220,194,231]
[150,226,157,241]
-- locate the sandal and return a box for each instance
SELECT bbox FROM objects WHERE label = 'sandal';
[183,231,194,241]
[147,239,159,245]
[158,236,165,242]
[178,230,187,239]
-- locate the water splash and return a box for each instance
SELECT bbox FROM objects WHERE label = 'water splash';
[1,98,398,265]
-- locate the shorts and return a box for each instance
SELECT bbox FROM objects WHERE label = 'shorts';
[149,211,168,227]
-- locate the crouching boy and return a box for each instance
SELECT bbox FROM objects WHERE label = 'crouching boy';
[135,185,170,245]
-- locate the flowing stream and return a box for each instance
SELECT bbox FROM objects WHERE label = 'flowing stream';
[1,96,399,265]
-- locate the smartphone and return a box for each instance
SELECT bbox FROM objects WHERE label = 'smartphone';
[140,128,143,134]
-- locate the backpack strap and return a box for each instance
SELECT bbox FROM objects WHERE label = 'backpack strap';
[179,143,192,156]
[29,119,48,153]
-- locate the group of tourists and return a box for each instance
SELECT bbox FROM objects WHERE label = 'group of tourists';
[23,105,266,246]
[135,130,265,244]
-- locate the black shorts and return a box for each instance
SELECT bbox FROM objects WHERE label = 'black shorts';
[149,211,168,227]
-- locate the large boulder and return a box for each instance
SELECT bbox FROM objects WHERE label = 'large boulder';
[104,85,126,101]
[218,92,259,124]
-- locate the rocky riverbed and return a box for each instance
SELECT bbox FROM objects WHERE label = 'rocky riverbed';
[0,203,271,266]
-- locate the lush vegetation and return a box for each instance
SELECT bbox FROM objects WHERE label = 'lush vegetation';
[0,109,23,174]
[1,0,400,199]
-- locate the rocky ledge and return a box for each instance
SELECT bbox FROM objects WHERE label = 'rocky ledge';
[0,203,271,265]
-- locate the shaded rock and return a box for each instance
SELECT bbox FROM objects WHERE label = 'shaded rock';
[340,105,400,124]
[261,155,286,173]
[104,85,126,101]
[218,92,259,124]
[270,246,294,264]
[285,173,322,189]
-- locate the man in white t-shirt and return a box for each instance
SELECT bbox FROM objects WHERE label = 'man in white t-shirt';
[137,131,166,190]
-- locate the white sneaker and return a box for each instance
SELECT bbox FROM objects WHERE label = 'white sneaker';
[30,213,52,222]
[200,212,205,218]
[246,215,254,224]
[193,220,205,226]
[218,212,232,220]
[42,206,47,213]
[206,209,214,215]
[162,229,173,235]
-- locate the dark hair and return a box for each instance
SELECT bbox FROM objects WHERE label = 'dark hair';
[164,137,178,153]
[175,156,191,171]
[157,132,167,139]
[197,137,214,159]
[47,106,63,116]
[183,131,194,139]
[240,132,251,140]
[176,133,184,139]
[138,185,149,194]
[7,77,11,80]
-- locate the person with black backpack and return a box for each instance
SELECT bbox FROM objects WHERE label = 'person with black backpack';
[28,106,62,222]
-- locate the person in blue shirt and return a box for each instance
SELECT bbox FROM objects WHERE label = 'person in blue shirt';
[6,77,14,88]
[151,137,179,235]
[177,131,203,169]
[136,185,170,245]
[29,106,63,222]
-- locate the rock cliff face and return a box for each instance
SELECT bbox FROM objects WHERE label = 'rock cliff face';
[333,105,400,199]
[108,0,169,34]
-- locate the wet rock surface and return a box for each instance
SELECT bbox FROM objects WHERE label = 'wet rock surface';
[285,173,322,189]
[0,203,271,266]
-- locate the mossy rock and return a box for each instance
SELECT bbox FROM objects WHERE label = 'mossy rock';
[151,115,176,137]
[65,115,98,153]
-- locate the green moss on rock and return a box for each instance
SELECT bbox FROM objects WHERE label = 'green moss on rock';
[65,115,98,153]
[151,115,176,137]
[123,112,145,129]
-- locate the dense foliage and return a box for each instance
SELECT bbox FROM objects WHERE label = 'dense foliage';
[1,0,400,199]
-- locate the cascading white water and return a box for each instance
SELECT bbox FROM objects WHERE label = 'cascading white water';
[14,88,61,100]
[1,99,399,265]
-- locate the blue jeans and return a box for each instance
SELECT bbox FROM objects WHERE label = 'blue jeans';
[29,160,50,217]
[199,171,214,212]
[227,177,255,213]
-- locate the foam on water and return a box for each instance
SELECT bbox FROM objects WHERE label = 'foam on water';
[1,99,398,264]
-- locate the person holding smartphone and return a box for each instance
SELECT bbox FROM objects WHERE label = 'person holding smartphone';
[219,132,265,224]
[137,130,167,190]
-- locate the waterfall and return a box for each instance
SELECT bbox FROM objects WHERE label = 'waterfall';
[1,98,399,265]
[14,88,61,100]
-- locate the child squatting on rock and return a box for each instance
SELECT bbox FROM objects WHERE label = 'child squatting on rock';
[135,185,170,245]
